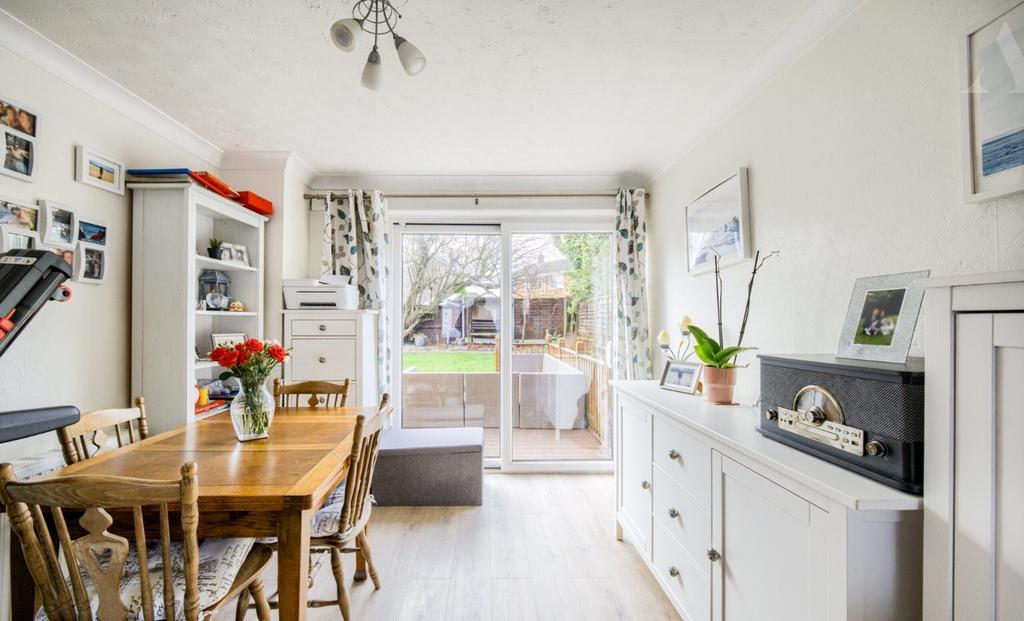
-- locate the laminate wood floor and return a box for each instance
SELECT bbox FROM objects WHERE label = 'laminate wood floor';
[222,473,680,621]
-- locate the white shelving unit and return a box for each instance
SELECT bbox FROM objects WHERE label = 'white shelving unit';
[130,183,267,433]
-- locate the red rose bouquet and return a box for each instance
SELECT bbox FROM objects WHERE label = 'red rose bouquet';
[209,339,290,440]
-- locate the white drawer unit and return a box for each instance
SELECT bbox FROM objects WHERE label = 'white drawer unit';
[613,380,923,621]
[282,310,378,408]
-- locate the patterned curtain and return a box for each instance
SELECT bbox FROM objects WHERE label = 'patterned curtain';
[614,188,653,380]
[324,190,392,396]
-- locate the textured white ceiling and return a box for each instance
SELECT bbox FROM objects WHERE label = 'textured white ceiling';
[2,0,817,176]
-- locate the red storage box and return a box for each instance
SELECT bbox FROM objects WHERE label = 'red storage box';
[236,191,273,216]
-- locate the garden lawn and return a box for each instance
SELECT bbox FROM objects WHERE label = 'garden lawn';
[403,351,497,372]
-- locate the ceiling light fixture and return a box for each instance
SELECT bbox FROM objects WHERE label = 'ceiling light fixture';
[329,0,426,91]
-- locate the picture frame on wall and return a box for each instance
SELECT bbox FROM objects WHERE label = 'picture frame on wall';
[39,201,76,248]
[685,167,751,274]
[0,196,39,231]
[961,0,1024,203]
[836,270,930,364]
[75,241,106,284]
[77,218,107,245]
[659,360,702,394]
[1,127,34,183]
[75,145,126,195]
[0,224,39,251]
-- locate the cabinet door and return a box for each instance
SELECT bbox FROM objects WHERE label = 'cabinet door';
[711,453,828,621]
[618,397,652,555]
[953,313,1024,620]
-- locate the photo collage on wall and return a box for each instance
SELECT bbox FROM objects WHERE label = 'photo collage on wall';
[0,95,37,183]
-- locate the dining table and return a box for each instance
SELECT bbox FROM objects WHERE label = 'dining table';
[10,405,372,621]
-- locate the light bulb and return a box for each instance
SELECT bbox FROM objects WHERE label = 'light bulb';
[393,34,426,76]
[330,18,363,52]
[361,47,383,90]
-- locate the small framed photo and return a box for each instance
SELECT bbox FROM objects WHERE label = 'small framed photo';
[837,270,930,363]
[659,360,702,394]
[232,244,249,266]
[44,245,75,268]
[0,96,38,138]
[75,146,126,195]
[220,242,236,262]
[0,196,39,231]
[2,128,34,183]
[77,218,107,246]
[39,201,76,248]
[75,241,106,284]
[0,225,39,251]
[685,168,751,274]
[211,333,247,350]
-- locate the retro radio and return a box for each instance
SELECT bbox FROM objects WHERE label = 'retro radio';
[758,354,924,494]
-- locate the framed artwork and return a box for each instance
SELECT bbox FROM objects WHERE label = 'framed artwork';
[211,333,247,350]
[39,201,76,248]
[961,0,1024,202]
[220,242,236,262]
[0,225,39,251]
[75,146,126,195]
[685,168,751,273]
[1,127,34,183]
[75,241,106,284]
[0,196,39,231]
[836,270,930,363]
[659,360,702,394]
[232,244,249,266]
[48,246,75,268]
[77,218,107,246]
[0,95,37,138]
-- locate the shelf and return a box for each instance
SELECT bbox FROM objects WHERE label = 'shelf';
[195,311,257,317]
[195,255,257,273]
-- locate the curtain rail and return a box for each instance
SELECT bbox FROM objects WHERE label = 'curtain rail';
[303,191,634,200]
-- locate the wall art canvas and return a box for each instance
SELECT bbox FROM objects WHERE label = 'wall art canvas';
[685,168,751,274]
[962,0,1024,202]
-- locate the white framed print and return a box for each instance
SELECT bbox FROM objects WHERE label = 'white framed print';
[1,127,34,183]
[77,217,107,246]
[39,201,76,248]
[961,0,1024,203]
[685,167,751,274]
[75,145,126,195]
[220,242,236,262]
[232,244,249,266]
[75,241,106,284]
[659,360,702,394]
[45,245,75,268]
[0,196,39,231]
[0,224,39,251]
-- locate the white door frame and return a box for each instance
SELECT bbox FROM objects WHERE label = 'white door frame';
[391,218,616,473]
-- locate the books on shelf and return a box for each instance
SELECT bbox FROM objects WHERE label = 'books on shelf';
[194,399,226,416]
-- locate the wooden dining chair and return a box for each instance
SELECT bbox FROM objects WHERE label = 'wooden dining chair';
[0,462,274,621]
[57,396,150,465]
[273,378,350,408]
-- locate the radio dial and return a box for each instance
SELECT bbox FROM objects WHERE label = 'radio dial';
[802,407,826,426]
[865,440,887,457]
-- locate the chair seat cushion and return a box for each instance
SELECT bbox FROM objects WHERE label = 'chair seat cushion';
[312,496,373,538]
[325,481,347,506]
[37,538,255,621]
[379,427,484,456]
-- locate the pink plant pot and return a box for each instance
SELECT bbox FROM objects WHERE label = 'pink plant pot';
[702,366,737,405]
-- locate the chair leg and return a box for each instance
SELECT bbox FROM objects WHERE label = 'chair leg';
[235,586,252,621]
[354,523,368,582]
[356,529,381,590]
[250,578,273,621]
[330,547,351,621]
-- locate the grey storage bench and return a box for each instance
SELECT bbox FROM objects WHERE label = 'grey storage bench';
[371,426,484,506]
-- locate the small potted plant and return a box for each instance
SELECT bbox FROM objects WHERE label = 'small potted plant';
[210,339,289,441]
[207,238,225,260]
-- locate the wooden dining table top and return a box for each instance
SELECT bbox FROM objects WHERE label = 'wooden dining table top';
[55,406,373,512]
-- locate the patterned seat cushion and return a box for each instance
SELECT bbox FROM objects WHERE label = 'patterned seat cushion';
[37,538,255,621]
[325,482,347,507]
[311,496,373,538]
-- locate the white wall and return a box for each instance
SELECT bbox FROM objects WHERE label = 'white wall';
[648,0,1024,404]
[0,45,219,460]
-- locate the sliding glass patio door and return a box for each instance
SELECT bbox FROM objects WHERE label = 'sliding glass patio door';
[394,223,615,470]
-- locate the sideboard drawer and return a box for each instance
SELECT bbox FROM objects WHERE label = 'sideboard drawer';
[653,465,711,569]
[653,416,711,505]
[290,318,356,337]
[290,338,357,381]
[653,517,711,621]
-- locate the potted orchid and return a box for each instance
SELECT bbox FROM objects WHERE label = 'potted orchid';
[209,339,289,441]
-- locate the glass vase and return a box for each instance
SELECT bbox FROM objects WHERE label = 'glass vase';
[230,381,275,441]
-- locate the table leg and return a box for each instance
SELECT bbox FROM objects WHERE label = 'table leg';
[277,509,312,621]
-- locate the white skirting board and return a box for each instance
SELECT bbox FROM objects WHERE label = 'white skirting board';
[0,449,65,621]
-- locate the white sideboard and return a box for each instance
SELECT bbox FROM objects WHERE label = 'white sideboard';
[282,310,378,407]
[921,271,1024,620]
[612,380,922,621]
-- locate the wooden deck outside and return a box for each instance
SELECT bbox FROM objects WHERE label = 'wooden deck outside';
[483,428,610,461]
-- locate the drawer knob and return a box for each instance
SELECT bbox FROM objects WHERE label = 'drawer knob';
[668,566,679,577]
[318,356,327,364]
[641,480,650,490]
[668,507,679,518]
[707,548,721,562]
[668,449,680,460]
[318,324,327,331]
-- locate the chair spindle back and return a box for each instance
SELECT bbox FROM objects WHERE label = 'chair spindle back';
[273,379,351,409]
[337,403,390,536]
[57,397,149,465]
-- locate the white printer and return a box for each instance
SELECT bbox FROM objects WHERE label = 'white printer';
[283,276,359,310]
